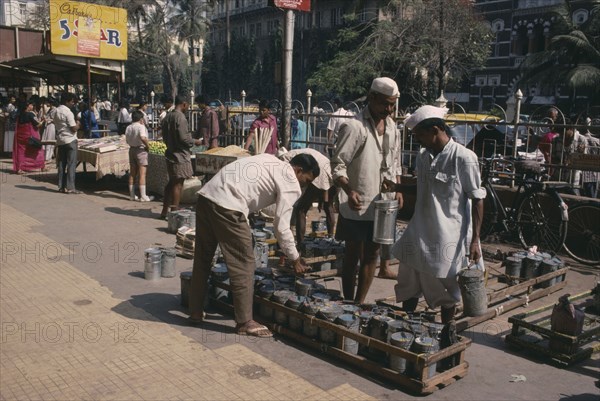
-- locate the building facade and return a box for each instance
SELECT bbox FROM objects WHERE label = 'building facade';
[0,0,43,28]
[470,0,596,114]
[207,0,386,100]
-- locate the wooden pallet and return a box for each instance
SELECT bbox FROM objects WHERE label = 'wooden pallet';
[210,286,471,395]
[375,264,569,333]
[505,291,600,366]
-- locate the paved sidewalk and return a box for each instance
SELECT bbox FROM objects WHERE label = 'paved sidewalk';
[0,202,372,400]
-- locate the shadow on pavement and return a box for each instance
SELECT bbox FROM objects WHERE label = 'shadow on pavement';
[105,206,159,219]
[559,393,600,401]
[15,184,61,193]
[111,292,232,335]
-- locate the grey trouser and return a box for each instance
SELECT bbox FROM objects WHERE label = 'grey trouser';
[57,141,77,190]
[189,195,255,324]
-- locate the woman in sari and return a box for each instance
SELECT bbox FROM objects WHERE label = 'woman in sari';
[13,99,45,173]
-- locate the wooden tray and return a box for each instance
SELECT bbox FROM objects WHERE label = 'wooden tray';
[210,285,471,395]
[505,290,600,365]
[375,264,569,333]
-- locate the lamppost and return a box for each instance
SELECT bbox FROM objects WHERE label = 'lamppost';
[306,89,312,139]
[434,90,448,109]
[190,90,195,110]
[150,90,155,139]
[240,90,246,146]
[512,89,523,160]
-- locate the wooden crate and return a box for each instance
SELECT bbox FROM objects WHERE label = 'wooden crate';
[375,264,569,333]
[210,284,471,395]
[505,291,600,366]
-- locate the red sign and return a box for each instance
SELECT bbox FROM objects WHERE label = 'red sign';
[271,0,311,12]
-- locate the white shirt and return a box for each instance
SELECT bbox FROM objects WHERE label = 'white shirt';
[392,139,486,278]
[53,105,77,145]
[331,107,400,220]
[125,122,148,148]
[327,108,355,140]
[118,108,131,123]
[280,148,332,190]
[198,154,302,260]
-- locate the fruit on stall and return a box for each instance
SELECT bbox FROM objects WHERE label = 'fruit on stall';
[148,141,167,155]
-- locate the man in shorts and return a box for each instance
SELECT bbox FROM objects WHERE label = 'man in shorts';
[160,95,201,219]
[125,110,153,202]
[382,105,485,329]
[331,77,403,304]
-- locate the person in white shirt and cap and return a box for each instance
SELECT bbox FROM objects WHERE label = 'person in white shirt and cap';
[188,153,319,337]
[382,105,486,331]
[331,77,403,304]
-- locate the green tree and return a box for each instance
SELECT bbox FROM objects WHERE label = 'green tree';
[134,7,189,100]
[222,35,259,99]
[520,1,600,105]
[168,0,216,94]
[27,1,50,30]
[307,0,491,101]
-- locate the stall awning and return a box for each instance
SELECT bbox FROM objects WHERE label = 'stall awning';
[0,64,42,86]
[3,54,122,85]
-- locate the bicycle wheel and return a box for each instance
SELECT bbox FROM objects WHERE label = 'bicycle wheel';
[516,192,567,253]
[480,192,498,240]
[563,202,600,266]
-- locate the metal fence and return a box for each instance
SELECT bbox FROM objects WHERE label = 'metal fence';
[146,96,599,197]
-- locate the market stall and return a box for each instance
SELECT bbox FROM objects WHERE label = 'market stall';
[53,136,130,180]
[146,143,250,198]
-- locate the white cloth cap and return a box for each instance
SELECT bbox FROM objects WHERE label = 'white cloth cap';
[370,77,399,97]
[276,146,288,158]
[404,105,448,130]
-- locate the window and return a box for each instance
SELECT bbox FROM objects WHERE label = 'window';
[316,11,321,28]
[572,9,589,25]
[267,19,279,35]
[358,7,366,23]
[488,75,501,86]
[19,2,27,18]
[491,19,504,34]
[256,23,262,37]
[330,8,342,27]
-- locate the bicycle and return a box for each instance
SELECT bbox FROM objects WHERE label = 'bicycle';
[479,156,569,253]
[562,201,600,266]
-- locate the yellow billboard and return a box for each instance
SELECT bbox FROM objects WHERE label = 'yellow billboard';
[49,0,127,61]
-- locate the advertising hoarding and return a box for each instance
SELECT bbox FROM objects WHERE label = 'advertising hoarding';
[49,0,127,61]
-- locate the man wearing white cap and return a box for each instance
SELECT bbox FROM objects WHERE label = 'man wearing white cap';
[331,77,403,304]
[382,105,485,328]
[279,147,337,243]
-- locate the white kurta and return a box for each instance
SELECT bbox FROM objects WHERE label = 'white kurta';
[198,154,302,261]
[331,107,400,220]
[392,139,486,278]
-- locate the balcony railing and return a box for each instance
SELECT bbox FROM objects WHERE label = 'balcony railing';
[517,0,562,9]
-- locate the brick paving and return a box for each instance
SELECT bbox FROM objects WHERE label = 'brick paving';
[0,202,373,400]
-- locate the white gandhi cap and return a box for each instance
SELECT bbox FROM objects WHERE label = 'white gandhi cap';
[370,77,399,97]
[403,105,448,130]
